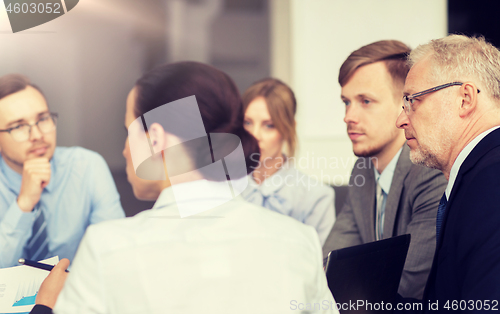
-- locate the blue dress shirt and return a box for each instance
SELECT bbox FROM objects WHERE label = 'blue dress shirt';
[0,146,125,268]
[242,164,335,246]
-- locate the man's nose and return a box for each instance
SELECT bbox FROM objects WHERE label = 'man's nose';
[344,104,359,124]
[396,109,409,129]
[29,124,44,141]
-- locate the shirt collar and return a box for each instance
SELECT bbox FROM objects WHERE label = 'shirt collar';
[373,147,403,195]
[446,125,500,199]
[247,160,293,197]
[152,178,246,213]
[152,186,177,211]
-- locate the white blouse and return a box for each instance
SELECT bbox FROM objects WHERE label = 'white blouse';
[242,164,336,246]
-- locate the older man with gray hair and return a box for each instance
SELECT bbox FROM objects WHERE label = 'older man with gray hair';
[396,34,500,311]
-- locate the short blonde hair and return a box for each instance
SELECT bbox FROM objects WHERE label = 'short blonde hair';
[339,40,411,92]
[409,34,500,100]
[242,78,297,157]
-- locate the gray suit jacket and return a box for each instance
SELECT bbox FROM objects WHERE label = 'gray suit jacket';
[322,144,447,299]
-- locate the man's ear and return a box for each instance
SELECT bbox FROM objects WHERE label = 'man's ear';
[458,82,479,118]
[148,122,168,154]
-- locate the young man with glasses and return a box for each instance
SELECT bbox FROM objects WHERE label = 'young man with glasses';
[0,74,124,268]
[396,35,500,311]
[322,40,447,299]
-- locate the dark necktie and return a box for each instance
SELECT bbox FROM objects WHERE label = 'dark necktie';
[25,203,49,261]
[436,193,447,243]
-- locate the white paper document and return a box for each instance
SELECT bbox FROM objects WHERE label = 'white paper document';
[0,257,59,314]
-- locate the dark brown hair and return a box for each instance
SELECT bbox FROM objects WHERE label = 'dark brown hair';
[134,61,259,179]
[0,74,43,101]
[242,78,297,157]
[339,40,411,92]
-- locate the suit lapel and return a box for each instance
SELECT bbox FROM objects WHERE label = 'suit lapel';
[438,127,500,249]
[453,128,500,180]
[383,145,412,239]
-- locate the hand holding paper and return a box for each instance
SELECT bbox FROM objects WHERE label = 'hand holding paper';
[0,257,58,314]
[35,259,70,309]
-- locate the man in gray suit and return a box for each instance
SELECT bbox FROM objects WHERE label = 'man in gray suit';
[322,40,447,299]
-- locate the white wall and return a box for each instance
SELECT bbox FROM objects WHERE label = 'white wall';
[270,0,447,185]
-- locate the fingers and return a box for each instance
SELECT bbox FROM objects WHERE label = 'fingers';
[24,157,50,166]
[54,258,70,273]
[24,158,51,175]
[17,158,52,212]
[23,158,51,179]
[35,259,71,309]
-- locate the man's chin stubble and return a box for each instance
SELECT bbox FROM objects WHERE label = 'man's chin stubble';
[353,144,384,159]
[409,149,442,170]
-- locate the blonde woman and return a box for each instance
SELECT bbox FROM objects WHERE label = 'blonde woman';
[241,78,335,245]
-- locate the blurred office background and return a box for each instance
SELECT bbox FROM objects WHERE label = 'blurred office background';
[0,0,496,216]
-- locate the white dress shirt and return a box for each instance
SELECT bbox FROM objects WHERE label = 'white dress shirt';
[242,163,335,246]
[54,179,338,314]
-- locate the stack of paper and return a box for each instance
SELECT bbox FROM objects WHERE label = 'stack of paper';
[0,257,58,314]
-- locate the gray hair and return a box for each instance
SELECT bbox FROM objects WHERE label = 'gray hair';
[409,34,500,100]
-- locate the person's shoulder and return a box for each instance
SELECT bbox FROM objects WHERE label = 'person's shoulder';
[350,156,374,175]
[52,147,112,184]
[396,158,446,208]
[405,160,443,176]
[283,166,334,195]
[81,209,154,250]
[450,153,500,226]
[225,198,321,247]
[459,149,500,187]
[405,162,446,185]
[471,143,500,170]
[53,146,107,166]
[84,200,320,254]
[54,146,102,159]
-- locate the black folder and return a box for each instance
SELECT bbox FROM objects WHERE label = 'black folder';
[325,234,411,313]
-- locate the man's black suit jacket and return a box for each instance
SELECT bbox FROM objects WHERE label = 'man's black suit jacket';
[423,128,500,312]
